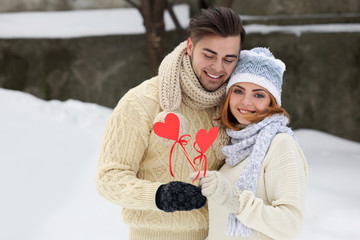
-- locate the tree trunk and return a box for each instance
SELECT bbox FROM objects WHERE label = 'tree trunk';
[220,0,234,8]
[140,0,167,76]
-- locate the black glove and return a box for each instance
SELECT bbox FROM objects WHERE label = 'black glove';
[155,181,206,212]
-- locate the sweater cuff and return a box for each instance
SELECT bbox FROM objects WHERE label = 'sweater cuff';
[210,172,240,213]
[141,182,163,211]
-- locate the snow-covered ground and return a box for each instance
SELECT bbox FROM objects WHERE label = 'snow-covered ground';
[1,88,359,240]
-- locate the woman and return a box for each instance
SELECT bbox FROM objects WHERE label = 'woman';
[193,47,308,239]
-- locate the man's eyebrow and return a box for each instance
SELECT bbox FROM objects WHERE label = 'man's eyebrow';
[225,54,238,58]
[202,48,238,58]
[203,48,217,55]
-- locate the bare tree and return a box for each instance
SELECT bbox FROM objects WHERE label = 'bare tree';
[126,0,234,76]
[220,0,234,8]
[125,0,178,76]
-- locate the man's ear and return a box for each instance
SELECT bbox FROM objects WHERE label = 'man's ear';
[186,38,193,56]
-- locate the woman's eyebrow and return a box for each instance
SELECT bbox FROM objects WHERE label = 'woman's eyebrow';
[233,85,244,90]
[252,89,267,93]
[234,85,267,93]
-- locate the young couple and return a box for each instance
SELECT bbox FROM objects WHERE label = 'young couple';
[96,6,308,240]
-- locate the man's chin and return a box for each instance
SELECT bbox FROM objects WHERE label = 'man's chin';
[200,79,229,92]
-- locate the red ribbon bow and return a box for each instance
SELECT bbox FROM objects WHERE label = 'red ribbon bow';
[169,134,197,177]
[153,113,218,182]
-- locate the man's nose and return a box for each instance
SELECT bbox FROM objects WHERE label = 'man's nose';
[211,60,223,73]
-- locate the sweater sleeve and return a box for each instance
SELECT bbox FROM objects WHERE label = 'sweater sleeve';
[236,134,309,240]
[95,85,162,211]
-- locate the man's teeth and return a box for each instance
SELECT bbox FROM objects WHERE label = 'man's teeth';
[207,72,221,78]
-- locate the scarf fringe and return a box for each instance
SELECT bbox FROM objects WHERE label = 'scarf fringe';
[227,213,256,237]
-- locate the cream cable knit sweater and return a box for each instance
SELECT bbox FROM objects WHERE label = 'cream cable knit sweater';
[96,42,228,240]
[207,133,308,240]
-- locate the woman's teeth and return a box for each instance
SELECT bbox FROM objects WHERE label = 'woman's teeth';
[240,110,251,114]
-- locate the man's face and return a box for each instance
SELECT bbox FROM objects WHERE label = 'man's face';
[186,35,241,92]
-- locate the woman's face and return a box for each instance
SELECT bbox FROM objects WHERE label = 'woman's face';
[229,82,271,125]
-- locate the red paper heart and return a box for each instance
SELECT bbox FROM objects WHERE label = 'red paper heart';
[153,113,180,141]
[195,127,218,153]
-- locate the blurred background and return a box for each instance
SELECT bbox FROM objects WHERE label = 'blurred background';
[0,0,359,142]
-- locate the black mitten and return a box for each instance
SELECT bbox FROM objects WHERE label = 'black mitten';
[155,181,206,212]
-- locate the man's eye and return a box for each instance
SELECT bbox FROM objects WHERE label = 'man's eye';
[224,59,234,63]
[204,54,213,59]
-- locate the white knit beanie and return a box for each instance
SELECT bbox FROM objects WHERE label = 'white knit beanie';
[226,47,286,106]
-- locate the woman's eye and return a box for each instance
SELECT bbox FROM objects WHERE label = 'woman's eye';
[234,89,243,94]
[255,94,265,98]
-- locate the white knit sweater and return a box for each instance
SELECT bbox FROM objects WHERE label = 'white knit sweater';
[207,133,309,240]
[96,77,225,240]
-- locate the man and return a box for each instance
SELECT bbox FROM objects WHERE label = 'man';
[96,6,246,240]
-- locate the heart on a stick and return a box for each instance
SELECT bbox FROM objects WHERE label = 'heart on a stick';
[153,113,180,141]
[195,127,218,153]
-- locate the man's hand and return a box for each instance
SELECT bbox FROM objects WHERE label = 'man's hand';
[155,181,206,212]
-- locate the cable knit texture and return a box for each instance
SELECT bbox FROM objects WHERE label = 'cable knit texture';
[96,41,229,240]
[206,133,309,240]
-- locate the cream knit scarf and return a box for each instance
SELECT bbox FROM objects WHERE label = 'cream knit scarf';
[155,41,229,160]
[222,114,295,236]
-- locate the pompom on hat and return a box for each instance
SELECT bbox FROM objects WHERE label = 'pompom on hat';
[226,47,286,106]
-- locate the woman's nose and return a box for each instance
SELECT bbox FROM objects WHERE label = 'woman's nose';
[241,95,252,106]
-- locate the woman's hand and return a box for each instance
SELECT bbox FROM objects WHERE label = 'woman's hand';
[191,171,241,213]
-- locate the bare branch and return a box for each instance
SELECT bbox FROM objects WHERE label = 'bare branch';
[166,1,187,39]
[124,0,140,10]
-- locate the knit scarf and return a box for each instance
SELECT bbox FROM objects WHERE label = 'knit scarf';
[222,114,295,236]
[155,41,229,160]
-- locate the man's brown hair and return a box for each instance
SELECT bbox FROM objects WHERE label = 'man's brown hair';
[188,6,246,48]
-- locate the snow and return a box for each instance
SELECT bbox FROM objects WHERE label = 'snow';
[0,4,190,38]
[0,88,359,239]
[0,88,125,239]
[1,5,360,39]
[244,23,360,37]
